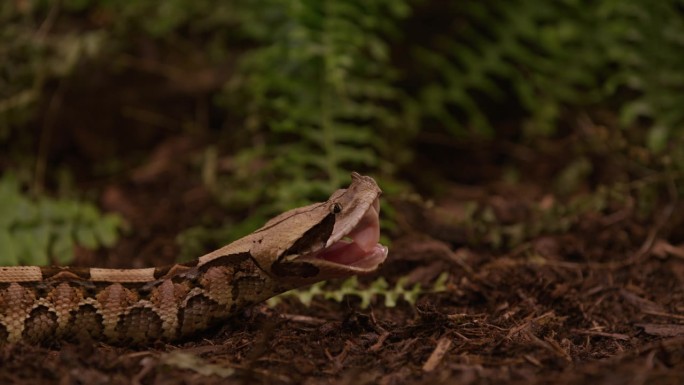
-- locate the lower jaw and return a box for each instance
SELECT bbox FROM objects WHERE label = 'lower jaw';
[348,244,388,270]
[311,242,388,273]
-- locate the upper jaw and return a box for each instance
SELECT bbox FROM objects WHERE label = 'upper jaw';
[325,195,380,248]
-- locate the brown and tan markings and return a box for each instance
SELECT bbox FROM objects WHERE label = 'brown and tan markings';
[0,172,388,345]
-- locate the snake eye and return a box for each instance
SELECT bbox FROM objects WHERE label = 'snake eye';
[330,202,343,214]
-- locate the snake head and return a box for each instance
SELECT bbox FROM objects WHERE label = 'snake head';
[250,172,388,284]
[197,173,388,286]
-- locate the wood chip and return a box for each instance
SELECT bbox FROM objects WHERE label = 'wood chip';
[572,329,630,341]
[637,323,684,337]
[642,310,684,321]
[279,313,327,325]
[620,289,665,313]
[369,331,391,352]
[652,239,684,259]
[523,354,542,367]
[422,337,452,372]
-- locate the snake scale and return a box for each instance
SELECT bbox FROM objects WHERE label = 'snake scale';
[0,173,387,345]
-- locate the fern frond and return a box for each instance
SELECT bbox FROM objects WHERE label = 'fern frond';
[218,0,413,224]
[267,272,449,308]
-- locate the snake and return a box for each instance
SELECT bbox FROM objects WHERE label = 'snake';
[0,172,387,345]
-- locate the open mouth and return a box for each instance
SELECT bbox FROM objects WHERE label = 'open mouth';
[308,197,388,273]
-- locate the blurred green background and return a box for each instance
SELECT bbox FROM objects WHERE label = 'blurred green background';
[1,0,683,265]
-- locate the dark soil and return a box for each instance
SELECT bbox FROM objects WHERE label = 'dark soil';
[2,137,684,385]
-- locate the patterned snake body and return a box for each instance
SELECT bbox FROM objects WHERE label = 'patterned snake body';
[0,173,387,344]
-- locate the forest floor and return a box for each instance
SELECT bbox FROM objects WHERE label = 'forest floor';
[1,136,684,385]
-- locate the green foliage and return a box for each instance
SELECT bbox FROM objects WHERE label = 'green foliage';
[221,0,415,211]
[0,174,124,266]
[411,0,603,137]
[268,272,448,308]
[599,0,684,155]
[6,0,682,156]
[412,0,684,147]
[459,183,633,250]
[179,0,416,250]
[3,0,684,261]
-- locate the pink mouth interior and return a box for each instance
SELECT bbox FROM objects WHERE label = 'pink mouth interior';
[315,199,387,269]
